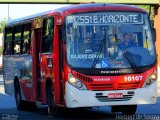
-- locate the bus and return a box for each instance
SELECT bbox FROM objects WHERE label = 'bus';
[3,3,157,115]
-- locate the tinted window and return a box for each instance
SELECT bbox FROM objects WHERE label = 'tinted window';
[42,17,54,53]
[22,24,31,54]
[4,28,12,55]
[13,26,21,55]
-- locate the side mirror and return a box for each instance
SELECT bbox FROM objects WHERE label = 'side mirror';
[152,28,156,42]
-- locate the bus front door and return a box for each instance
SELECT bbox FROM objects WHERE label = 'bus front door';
[33,28,42,100]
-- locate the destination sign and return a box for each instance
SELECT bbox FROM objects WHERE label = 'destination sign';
[71,54,104,59]
[71,13,143,25]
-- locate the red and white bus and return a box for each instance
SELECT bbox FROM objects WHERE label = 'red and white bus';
[3,3,157,115]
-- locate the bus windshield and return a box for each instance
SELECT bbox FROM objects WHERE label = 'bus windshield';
[66,12,156,69]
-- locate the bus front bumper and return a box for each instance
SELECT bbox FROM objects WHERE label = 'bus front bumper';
[65,82,157,108]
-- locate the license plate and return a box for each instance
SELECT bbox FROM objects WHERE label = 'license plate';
[108,93,123,98]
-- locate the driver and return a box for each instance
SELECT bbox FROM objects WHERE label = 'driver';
[119,33,137,49]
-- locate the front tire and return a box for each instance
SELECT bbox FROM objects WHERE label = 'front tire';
[14,80,25,110]
[14,80,37,111]
[47,83,58,115]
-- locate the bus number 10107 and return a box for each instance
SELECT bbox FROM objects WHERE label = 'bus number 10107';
[124,76,143,82]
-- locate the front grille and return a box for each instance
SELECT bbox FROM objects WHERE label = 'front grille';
[118,82,140,90]
[76,73,92,82]
[90,84,113,91]
[72,71,140,91]
[89,82,140,91]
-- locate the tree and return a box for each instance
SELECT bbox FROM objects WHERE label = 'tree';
[0,18,7,33]
[137,5,154,20]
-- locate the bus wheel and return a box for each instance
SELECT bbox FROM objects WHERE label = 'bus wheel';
[47,84,58,115]
[121,105,137,115]
[14,80,25,110]
[15,80,37,111]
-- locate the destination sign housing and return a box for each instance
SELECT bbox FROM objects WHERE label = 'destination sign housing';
[69,12,143,25]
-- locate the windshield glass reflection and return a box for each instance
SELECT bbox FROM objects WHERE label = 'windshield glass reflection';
[66,12,156,69]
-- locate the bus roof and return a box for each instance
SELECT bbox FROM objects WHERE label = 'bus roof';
[1,0,159,5]
[71,0,159,5]
[6,3,147,27]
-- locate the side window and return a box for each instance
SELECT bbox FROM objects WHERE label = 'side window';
[13,26,21,55]
[22,24,31,54]
[4,28,12,55]
[42,17,54,53]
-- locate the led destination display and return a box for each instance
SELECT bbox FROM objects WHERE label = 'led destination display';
[72,13,143,25]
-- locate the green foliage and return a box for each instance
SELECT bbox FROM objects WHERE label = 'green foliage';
[137,5,154,20]
[15,32,21,41]
[0,18,7,33]
[0,46,2,55]
[6,33,12,40]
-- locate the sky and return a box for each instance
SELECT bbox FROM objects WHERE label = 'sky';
[0,4,70,21]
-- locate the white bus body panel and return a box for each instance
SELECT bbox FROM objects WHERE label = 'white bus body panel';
[65,82,157,108]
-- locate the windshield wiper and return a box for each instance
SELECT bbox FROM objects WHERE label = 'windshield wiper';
[115,34,137,70]
[91,35,107,69]
[91,32,137,70]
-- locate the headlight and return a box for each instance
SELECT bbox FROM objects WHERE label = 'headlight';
[150,74,157,80]
[143,72,157,87]
[69,77,76,83]
[68,73,87,90]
